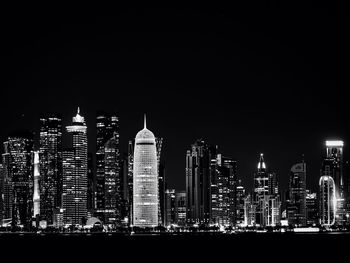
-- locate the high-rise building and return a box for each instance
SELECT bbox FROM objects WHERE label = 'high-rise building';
[95,111,119,222]
[244,194,255,226]
[186,140,215,225]
[1,153,12,221]
[33,151,40,218]
[3,131,34,227]
[286,161,306,227]
[319,171,336,227]
[236,180,246,226]
[133,116,158,227]
[0,164,4,223]
[175,191,186,226]
[211,154,237,226]
[165,189,176,226]
[253,154,281,227]
[62,108,88,226]
[324,140,346,225]
[127,140,134,225]
[305,191,318,226]
[39,114,62,224]
[325,141,344,196]
[104,134,122,224]
[156,137,165,226]
[87,153,95,212]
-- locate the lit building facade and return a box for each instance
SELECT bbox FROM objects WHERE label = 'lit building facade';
[156,137,165,226]
[104,135,122,224]
[87,153,95,212]
[3,131,34,227]
[1,153,12,221]
[186,140,215,225]
[33,151,40,218]
[95,112,119,222]
[127,140,134,225]
[133,116,159,227]
[63,108,88,225]
[0,164,4,223]
[236,180,246,226]
[306,191,318,226]
[39,114,62,224]
[286,162,306,227]
[253,154,281,227]
[319,174,336,227]
[211,154,237,226]
[325,140,346,225]
[175,191,186,226]
[165,189,176,226]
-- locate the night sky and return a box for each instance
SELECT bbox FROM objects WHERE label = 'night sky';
[2,7,349,193]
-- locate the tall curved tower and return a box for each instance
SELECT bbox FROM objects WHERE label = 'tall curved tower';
[133,115,159,227]
[319,175,336,226]
[33,151,40,217]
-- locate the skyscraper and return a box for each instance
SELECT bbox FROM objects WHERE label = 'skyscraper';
[165,189,176,226]
[104,134,122,224]
[175,191,186,226]
[3,131,34,227]
[156,137,165,226]
[186,140,215,225]
[39,114,62,224]
[306,190,318,226]
[0,164,4,223]
[63,108,88,226]
[133,116,159,227]
[324,140,345,225]
[236,180,246,226]
[253,154,281,227]
[286,161,306,227]
[95,111,119,222]
[325,141,344,197]
[1,152,12,221]
[127,140,134,225]
[87,153,95,213]
[33,151,40,218]
[211,154,237,226]
[319,162,337,227]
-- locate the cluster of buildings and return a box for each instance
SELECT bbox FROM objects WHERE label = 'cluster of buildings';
[0,109,349,231]
[185,139,350,229]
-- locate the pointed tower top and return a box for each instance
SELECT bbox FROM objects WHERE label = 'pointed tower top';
[258,153,266,170]
[144,114,147,129]
[73,106,84,123]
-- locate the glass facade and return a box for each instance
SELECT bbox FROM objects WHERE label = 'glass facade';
[39,114,62,224]
[63,108,88,226]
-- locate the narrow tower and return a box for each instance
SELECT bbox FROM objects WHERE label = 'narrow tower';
[33,151,40,217]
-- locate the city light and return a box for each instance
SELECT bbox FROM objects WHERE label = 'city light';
[326,140,344,147]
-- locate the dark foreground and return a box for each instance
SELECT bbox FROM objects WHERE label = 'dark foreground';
[1,232,349,260]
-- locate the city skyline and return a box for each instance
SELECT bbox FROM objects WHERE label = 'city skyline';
[1,5,350,259]
[1,108,349,230]
[0,108,348,194]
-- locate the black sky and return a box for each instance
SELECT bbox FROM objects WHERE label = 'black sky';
[1,7,349,193]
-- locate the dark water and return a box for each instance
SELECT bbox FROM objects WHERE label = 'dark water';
[1,232,348,260]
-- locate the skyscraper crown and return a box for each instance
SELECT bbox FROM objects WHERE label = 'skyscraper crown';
[73,107,85,123]
[135,114,155,140]
[257,153,266,170]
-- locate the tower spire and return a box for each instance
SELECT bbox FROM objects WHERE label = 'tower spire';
[144,114,147,129]
[77,106,80,115]
[258,153,266,170]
